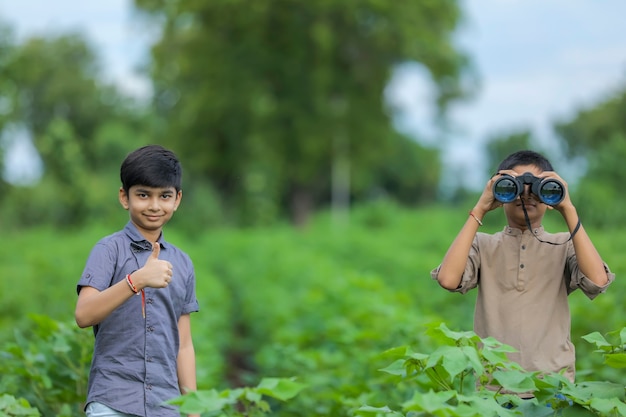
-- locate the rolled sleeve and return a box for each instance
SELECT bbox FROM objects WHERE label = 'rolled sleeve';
[570,262,615,300]
[430,238,480,294]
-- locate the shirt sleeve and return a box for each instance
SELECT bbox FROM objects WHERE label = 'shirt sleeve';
[181,261,199,314]
[77,241,118,294]
[430,236,481,294]
[565,242,615,299]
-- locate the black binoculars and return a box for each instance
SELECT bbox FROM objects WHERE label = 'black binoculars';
[492,172,565,206]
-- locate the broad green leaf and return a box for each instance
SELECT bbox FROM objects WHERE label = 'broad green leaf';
[356,404,403,416]
[605,352,626,368]
[604,327,626,346]
[589,397,626,415]
[491,369,537,393]
[437,347,468,379]
[402,390,456,413]
[256,377,307,401]
[461,346,484,375]
[166,389,236,413]
[581,331,612,350]
[434,322,478,344]
[377,345,410,360]
[562,381,626,402]
[461,395,520,417]
[480,336,517,352]
[561,405,598,416]
[379,359,407,376]
[0,394,40,417]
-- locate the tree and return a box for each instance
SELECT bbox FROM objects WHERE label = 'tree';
[134,0,472,225]
[553,86,626,226]
[484,129,534,174]
[0,30,152,227]
[554,88,626,160]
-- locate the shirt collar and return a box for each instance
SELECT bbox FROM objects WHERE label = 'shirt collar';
[503,225,544,236]
[123,221,168,252]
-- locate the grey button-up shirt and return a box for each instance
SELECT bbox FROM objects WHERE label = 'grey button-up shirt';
[431,226,614,382]
[77,222,199,416]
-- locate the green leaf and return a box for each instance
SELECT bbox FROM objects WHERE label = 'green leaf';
[256,377,307,401]
[491,369,536,393]
[605,352,626,368]
[166,389,236,414]
[581,331,612,350]
[434,322,479,345]
[589,397,626,415]
[562,381,626,403]
[356,405,404,416]
[604,327,626,346]
[0,394,40,417]
[379,359,407,376]
[402,390,456,413]
[461,346,484,375]
[459,395,520,417]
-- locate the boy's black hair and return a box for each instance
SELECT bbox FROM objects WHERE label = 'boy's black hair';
[120,145,182,193]
[497,150,554,172]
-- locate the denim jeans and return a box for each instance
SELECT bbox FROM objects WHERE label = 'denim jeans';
[85,402,136,417]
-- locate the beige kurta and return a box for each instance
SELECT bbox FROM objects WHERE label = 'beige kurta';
[431,226,614,382]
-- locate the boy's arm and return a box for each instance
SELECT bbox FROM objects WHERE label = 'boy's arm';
[542,171,610,286]
[436,175,503,290]
[75,242,174,328]
[177,313,200,417]
[75,282,137,328]
[436,213,482,290]
[558,203,609,287]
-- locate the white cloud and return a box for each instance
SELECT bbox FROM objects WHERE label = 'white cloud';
[0,0,153,99]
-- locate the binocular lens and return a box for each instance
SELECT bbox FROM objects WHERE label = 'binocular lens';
[493,178,518,203]
[539,181,564,205]
[492,174,565,205]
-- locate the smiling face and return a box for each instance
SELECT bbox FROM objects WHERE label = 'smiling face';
[119,185,182,242]
[502,164,549,230]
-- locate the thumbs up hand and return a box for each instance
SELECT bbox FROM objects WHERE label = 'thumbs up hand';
[134,242,173,289]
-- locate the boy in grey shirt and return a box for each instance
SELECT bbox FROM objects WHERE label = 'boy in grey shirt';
[76,145,200,417]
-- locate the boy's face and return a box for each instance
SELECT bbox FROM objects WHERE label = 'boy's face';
[119,185,182,240]
[501,164,549,229]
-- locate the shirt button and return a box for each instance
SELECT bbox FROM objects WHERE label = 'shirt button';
[148,326,154,332]
[521,245,526,250]
[520,264,525,269]
[147,384,153,390]
[147,298,154,304]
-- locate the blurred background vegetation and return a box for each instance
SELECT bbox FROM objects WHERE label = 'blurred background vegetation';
[0,0,624,230]
[0,2,625,415]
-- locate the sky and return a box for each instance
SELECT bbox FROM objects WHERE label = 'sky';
[1,0,626,187]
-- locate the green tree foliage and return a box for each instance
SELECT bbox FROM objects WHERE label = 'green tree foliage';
[364,133,441,205]
[553,86,626,227]
[0,22,16,194]
[484,129,534,173]
[134,0,471,225]
[0,29,155,227]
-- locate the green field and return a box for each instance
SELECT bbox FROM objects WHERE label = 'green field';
[1,203,623,415]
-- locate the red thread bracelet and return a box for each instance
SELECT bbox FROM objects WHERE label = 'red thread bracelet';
[126,274,146,319]
[469,211,483,226]
[126,274,138,293]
